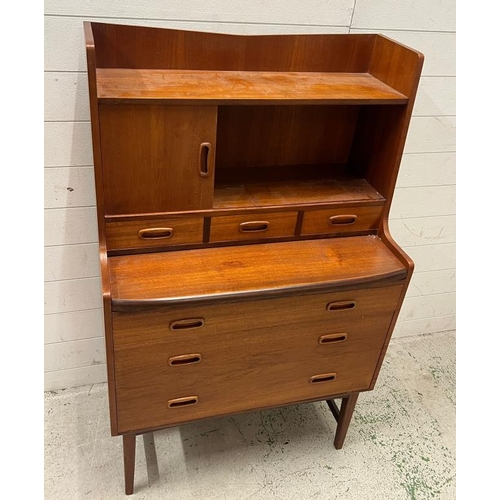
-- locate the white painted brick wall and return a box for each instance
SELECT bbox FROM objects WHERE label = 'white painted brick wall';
[44,1,456,390]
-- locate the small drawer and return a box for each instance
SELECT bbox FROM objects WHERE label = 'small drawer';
[106,217,204,250]
[301,206,383,236]
[210,212,297,243]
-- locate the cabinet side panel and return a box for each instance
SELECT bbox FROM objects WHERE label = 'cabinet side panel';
[349,35,424,206]
[345,36,423,391]
[84,22,118,435]
[369,35,424,97]
[369,219,415,390]
[358,36,423,388]
[349,105,408,200]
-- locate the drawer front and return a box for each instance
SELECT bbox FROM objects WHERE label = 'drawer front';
[113,285,403,432]
[106,217,204,250]
[115,336,382,432]
[210,212,297,243]
[113,285,403,349]
[301,205,383,236]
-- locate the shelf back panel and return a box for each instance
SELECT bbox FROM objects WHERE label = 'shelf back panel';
[91,22,373,73]
[216,105,359,169]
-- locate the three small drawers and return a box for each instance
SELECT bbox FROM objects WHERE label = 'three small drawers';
[113,285,402,433]
[105,205,383,250]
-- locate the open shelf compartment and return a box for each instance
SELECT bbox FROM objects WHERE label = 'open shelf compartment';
[212,102,392,210]
[213,166,384,209]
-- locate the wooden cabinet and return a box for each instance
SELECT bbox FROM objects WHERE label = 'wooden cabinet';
[99,104,217,214]
[84,22,423,495]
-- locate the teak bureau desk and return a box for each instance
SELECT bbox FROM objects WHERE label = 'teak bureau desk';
[84,22,423,495]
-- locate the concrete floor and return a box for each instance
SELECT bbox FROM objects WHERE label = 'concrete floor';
[45,331,455,500]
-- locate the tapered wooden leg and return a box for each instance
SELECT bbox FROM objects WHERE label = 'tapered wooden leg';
[333,393,359,450]
[123,434,136,495]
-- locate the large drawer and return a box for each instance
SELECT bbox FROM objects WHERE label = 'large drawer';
[115,338,382,433]
[113,285,403,349]
[301,205,383,236]
[106,216,204,250]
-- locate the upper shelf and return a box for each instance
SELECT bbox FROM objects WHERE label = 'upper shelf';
[96,69,409,105]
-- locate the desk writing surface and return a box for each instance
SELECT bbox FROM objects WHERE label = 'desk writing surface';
[109,236,406,306]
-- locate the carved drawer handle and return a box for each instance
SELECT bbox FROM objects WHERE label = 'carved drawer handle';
[167,396,199,408]
[168,354,202,366]
[199,142,212,177]
[326,300,356,311]
[138,227,173,239]
[328,215,357,226]
[310,373,337,384]
[239,221,270,233]
[170,318,205,330]
[319,333,347,344]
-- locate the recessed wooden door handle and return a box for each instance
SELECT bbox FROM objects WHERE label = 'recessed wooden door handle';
[239,221,270,233]
[138,227,173,239]
[170,318,205,330]
[167,396,199,408]
[168,354,202,366]
[319,333,347,344]
[310,373,337,384]
[326,300,356,311]
[199,142,212,177]
[328,215,357,225]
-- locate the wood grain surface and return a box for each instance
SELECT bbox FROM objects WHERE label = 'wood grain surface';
[301,205,383,235]
[106,217,204,251]
[214,171,384,210]
[84,22,119,435]
[113,285,403,349]
[91,24,376,72]
[216,106,359,169]
[108,236,406,306]
[210,211,297,242]
[84,25,423,481]
[96,69,408,104]
[99,104,217,215]
[115,342,382,433]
